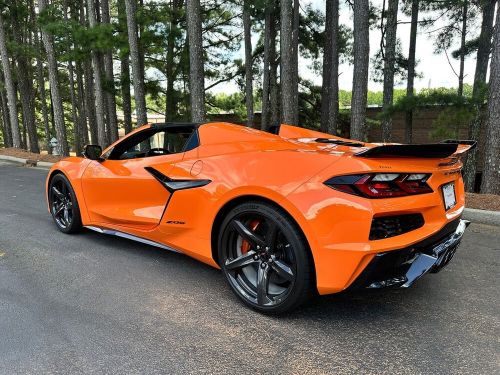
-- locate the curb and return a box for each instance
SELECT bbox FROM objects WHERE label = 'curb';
[0,155,30,164]
[37,161,55,169]
[463,208,500,227]
[0,155,55,169]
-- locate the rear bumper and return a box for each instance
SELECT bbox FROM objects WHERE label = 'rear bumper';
[348,218,469,289]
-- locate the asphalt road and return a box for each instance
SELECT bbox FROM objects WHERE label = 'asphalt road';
[0,162,499,375]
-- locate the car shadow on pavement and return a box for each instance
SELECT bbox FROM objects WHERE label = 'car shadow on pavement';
[79,227,444,325]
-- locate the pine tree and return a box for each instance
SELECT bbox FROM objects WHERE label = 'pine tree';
[38,0,69,155]
[381,0,399,142]
[124,0,148,125]
[320,0,340,135]
[280,0,295,124]
[261,0,275,131]
[0,11,22,148]
[405,0,419,144]
[186,0,205,122]
[0,74,12,147]
[350,0,370,140]
[86,0,108,147]
[11,3,39,153]
[464,0,496,191]
[481,5,500,194]
[243,0,254,127]
[101,0,119,142]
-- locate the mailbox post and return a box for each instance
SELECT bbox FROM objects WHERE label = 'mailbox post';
[50,137,61,156]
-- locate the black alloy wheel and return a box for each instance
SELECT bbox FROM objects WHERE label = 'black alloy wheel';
[218,201,314,313]
[48,173,82,233]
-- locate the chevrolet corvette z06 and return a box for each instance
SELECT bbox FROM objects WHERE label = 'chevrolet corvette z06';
[46,122,473,313]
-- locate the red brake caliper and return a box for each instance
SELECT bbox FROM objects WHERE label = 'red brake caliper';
[240,220,260,254]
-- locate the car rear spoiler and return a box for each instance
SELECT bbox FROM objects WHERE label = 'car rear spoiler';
[355,140,476,159]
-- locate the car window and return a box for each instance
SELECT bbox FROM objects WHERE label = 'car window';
[107,126,197,160]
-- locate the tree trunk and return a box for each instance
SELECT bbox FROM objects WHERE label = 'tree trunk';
[261,0,273,131]
[269,11,279,128]
[86,0,108,147]
[381,0,399,142]
[12,7,39,154]
[243,0,254,127]
[0,79,12,147]
[64,4,83,153]
[121,54,133,132]
[280,0,295,124]
[68,60,82,154]
[0,12,22,148]
[38,0,69,155]
[101,0,119,142]
[83,58,98,144]
[464,0,496,192]
[186,0,205,122]
[165,0,182,122]
[34,30,51,153]
[75,60,90,145]
[0,101,10,147]
[138,0,146,92]
[320,0,340,135]
[457,1,468,97]
[350,0,370,140]
[290,0,300,125]
[124,0,148,125]
[15,56,39,153]
[79,0,95,144]
[117,0,132,132]
[405,0,419,144]
[480,8,500,194]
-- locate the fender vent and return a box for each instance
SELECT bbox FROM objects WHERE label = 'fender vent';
[369,214,425,240]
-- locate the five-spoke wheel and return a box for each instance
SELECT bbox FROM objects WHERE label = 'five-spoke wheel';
[218,201,313,313]
[48,173,82,233]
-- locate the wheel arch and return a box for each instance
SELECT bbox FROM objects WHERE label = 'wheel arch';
[210,195,317,288]
[46,169,67,207]
[45,161,92,224]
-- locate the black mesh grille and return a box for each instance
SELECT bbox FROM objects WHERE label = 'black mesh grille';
[369,214,425,240]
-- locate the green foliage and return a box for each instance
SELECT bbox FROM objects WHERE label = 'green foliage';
[206,92,263,122]
[430,105,476,140]
[382,85,476,116]
[378,84,485,140]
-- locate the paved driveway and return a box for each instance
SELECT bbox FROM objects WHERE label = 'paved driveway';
[0,163,499,374]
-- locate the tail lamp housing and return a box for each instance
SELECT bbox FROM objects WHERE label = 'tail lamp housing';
[325,173,433,198]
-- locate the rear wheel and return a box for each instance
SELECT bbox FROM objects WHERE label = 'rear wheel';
[218,201,314,313]
[48,173,82,234]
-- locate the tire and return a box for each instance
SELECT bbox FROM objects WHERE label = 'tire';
[48,173,82,234]
[218,201,314,313]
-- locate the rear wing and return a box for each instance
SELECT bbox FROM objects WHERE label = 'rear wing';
[355,140,476,159]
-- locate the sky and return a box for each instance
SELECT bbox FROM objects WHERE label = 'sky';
[208,0,481,94]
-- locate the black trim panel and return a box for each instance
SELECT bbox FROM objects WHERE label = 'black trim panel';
[355,143,458,158]
[441,139,477,149]
[145,166,211,194]
[349,217,463,289]
[150,122,202,130]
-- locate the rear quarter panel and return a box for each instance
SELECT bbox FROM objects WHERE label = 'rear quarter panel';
[153,145,339,265]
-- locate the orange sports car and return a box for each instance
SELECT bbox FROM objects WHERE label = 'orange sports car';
[46,122,474,313]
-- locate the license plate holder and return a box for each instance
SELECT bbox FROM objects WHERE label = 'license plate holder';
[442,182,456,211]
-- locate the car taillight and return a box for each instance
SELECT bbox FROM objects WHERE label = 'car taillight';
[324,173,432,198]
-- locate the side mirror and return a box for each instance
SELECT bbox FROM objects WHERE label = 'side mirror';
[83,144,103,161]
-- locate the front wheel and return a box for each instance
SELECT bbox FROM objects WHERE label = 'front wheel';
[48,173,82,234]
[218,201,314,313]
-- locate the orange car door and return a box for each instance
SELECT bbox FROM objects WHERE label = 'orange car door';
[81,155,182,230]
